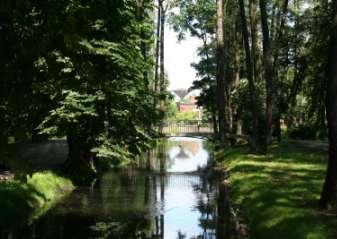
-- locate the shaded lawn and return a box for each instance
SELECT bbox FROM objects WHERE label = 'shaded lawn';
[217,142,337,239]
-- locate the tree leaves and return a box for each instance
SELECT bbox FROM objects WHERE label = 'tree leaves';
[1,0,159,168]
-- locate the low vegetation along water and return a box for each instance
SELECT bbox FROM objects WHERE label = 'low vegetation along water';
[4,137,226,239]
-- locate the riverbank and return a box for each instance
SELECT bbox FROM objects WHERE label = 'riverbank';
[1,137,227,238]
[218,142,337,239]
[0,171,74,225]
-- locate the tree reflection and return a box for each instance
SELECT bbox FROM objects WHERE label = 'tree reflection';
[3,138,228,239]
[175,145,190,159]
[190,175,225,239]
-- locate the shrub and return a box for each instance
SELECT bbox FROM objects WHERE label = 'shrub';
[0,171,74,222]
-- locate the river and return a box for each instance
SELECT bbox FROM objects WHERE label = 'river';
[4,137,226,239]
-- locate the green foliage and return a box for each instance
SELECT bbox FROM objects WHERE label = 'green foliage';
[170,0,333,144]
[26,172,74,204]
[0,0,160,171]
[0,171,74,223]
[166,101,179,120]
[166,100,200,121]
[38,90,101,136]
[91,133,132,170]
[170,0,216,40]
[175,111,199,121]
[170,0,217,118]
[231,79,265,134]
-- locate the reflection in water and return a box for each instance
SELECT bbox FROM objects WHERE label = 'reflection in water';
[140,137,209,173]
[2,137,226,239]
[174,145,190,159]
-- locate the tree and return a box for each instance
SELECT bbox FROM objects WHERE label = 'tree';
[259,0,274,147]
[169,0,218,132]
[154,1,162,104]
[216,0,227,146]
[249,0,262,84]
[158,0,169,133]
[238,0,258,152]
[272,0,289,142]
[0,0,160,177]
[320,0,337,208]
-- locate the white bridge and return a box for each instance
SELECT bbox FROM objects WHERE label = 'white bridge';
[158,120,214,138]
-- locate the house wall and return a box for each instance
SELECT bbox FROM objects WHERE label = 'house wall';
[179,103,198,112]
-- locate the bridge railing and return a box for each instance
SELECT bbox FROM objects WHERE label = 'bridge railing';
[157,120,214,135]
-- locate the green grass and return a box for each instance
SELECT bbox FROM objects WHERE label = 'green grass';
[217,142,337,239]
[0,171,74,223]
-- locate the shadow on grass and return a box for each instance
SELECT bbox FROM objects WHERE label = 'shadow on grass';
[221,143,336,239]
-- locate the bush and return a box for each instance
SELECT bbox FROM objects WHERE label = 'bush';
[288,125,327,140]
[0,171,74,222]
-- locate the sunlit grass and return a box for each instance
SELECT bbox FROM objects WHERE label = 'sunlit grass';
[0,171,74,223]
[217,142,336,239]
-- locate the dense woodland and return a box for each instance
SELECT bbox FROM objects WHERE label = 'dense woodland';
[0,0,336,212]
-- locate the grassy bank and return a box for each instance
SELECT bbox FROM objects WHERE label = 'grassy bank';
[217,142,337,239]
[0,171,74,223]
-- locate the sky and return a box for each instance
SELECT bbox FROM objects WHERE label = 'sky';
[165,25,202,90]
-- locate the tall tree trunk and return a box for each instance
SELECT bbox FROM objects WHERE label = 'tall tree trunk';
[154,1,161,96]
[239,0,258,152]
[273,0,289,142]
[216,0,227,146]
[201,34,220,137]
[320,0,337,208]
[213,110,219,135]
[159,1,167,134]
[286,0,303,129]
[249,0,262,83]
[153,1,161,132]
[260,0,274,147]
[233,21,242,139]
[272,0,289,65]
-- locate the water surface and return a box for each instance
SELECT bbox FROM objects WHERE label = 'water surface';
[3,137,226,239]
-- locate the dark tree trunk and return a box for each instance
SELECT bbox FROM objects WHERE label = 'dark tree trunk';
[232,19,242,140]
[213,111,219,136]
[273,0,289,143]
[65,132,97,178]
[320,0,337,208]
[249,0,262,83]
[138,1,149,89]
[159,0,167,134]
[272,0,289,67]
[216,0,227,146]
[260,0,274,147]
[0,134,8,165]
[154,1,161,96]
[274,115,282,141]
[200,35,220,139]
[239,0,258,152]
